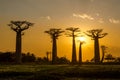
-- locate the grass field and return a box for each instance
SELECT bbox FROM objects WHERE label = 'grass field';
[0,64,120,80]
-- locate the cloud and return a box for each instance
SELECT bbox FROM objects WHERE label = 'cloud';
[46,16,51,20]
[40,16,51,20]
[109,18,120,24]
[73,13,94,20]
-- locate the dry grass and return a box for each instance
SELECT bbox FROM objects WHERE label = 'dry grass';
[0,64,120,80]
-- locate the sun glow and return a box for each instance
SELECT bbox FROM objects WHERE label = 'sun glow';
[79,36,86,42]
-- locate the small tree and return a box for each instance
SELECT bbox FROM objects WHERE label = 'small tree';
[46,51,50,61]
[8,21,33,64]
[66,27,80,64]
[85,29,107,63]
[101,45,107,63]
[105,54,115,62]
[45,28,64,64]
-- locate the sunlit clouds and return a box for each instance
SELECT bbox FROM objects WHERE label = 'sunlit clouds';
[73,13,120,24]
[40,16,51,20]
[73,13,94,20]
[109,18,120,24]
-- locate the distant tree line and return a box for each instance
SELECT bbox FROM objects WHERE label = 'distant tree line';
[0,52,35,63]
[0,52,70,64]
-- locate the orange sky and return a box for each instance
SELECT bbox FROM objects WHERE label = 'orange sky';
[0,0,120,61]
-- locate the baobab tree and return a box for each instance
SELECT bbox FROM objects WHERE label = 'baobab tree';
[101,45,107,63]
[45,28,64,64]
[85,29,107,63]
[8,21,33,64]
[66,27,80,64]
[79,36,85,64]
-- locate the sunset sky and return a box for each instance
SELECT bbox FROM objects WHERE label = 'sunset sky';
[0,0,120,61]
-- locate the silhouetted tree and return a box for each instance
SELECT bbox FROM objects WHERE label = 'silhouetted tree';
[115,57,120,63]
[36,57,51,64]
[101,45,107,63]
[45,28,64,64]
[22,52,36,62]
[0,52,15,63]
[66,27,80,64]
[46,51,50,61]
[56,57,70,64]
[8,21,33,64]
[79,41,84,64]
[85,29,107,63]
[105,54,115,62]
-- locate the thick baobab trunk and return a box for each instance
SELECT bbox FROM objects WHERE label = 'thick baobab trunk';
[16,32,22,64]
[79,43,82,64]
[94,38,100,63]
[52,37,57,64]
[72,34,77,64]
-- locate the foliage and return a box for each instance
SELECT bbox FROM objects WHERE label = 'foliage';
[85,29,108,39]
[22,52,36,62]
[0,52,15,63]
[65,27,80,37]
[36,57,70,64]
[45,28,64,39]
[115,57,120,62]
[105,54,115,62]
[0,52,36,63]
[56,57,70,64]
[8,21,34,32]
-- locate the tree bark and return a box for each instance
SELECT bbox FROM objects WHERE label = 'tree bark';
[52,37,57,64]
[101,49,105,63]
[101,46,105,63]
[94,38,100,63]
[16,32,22,64]
[72,34,77,64]
[79,43,82,64]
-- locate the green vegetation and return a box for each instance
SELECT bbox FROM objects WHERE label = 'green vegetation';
[0,65,120,80]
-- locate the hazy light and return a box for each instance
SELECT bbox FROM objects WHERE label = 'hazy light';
[79,36,85,42]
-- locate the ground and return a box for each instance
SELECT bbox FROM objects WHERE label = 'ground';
[0,64,120,80]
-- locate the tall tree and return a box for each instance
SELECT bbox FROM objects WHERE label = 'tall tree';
[101,45,107,63]
[85,29,107,63]
[8,21,33,64]
[79,40,85,64]
[45,28,64,64]
[66,27,80,64]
